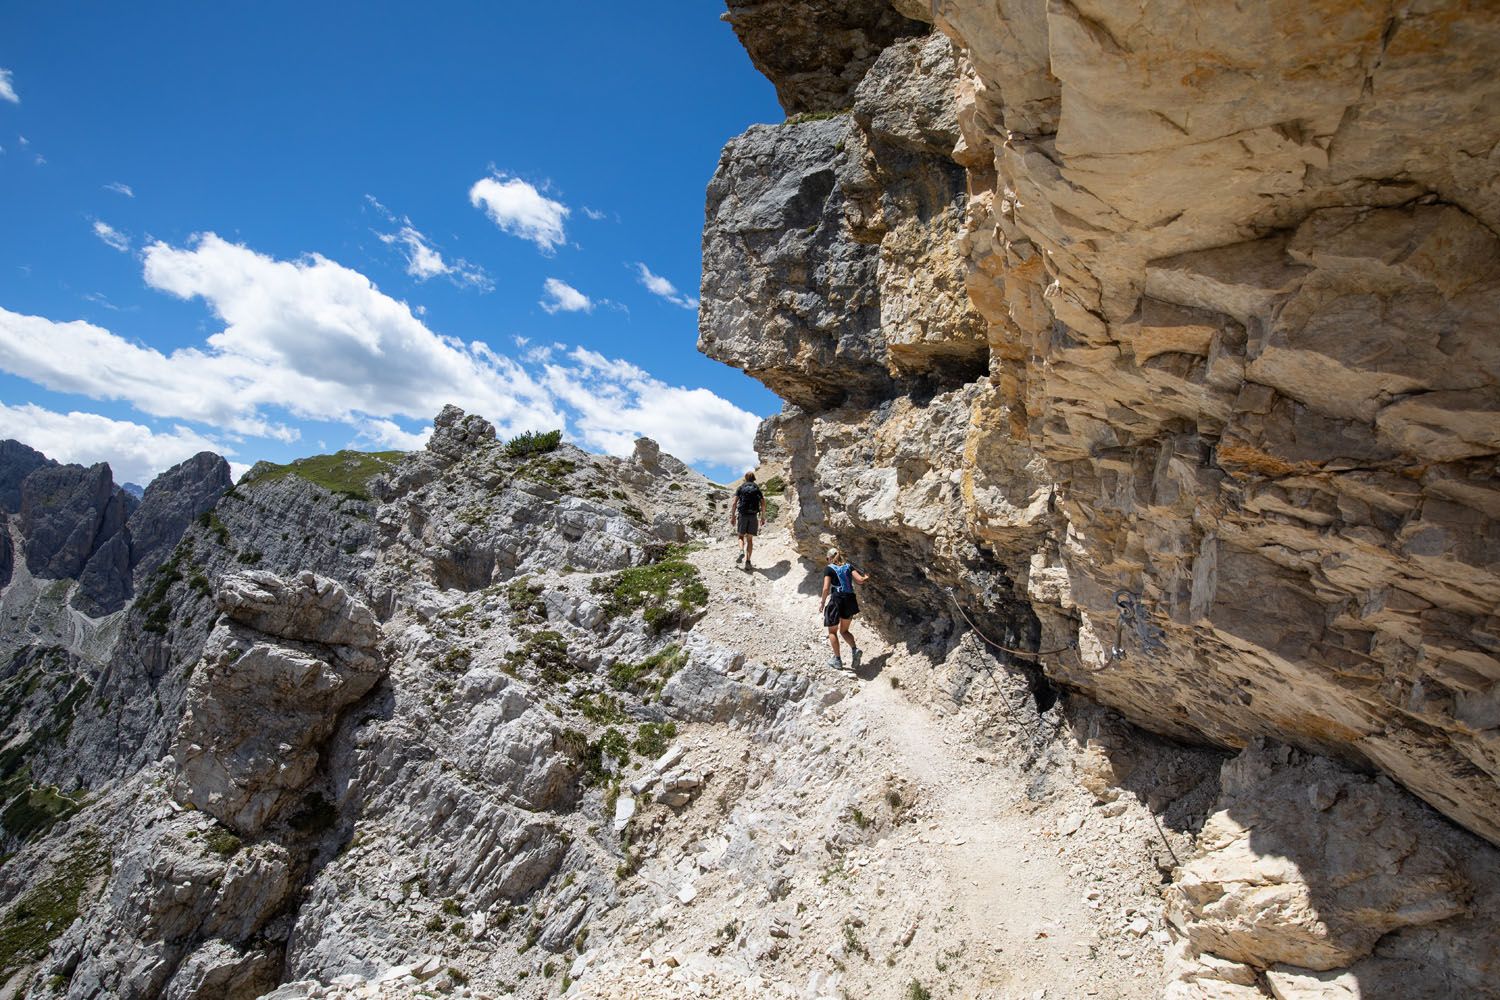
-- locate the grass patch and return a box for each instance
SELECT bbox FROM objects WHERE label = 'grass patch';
[239,450,404,500]
[562,727,630,783]
[1,786,85,845]
[506,630,572,685]
[591,547,708,634]
[763,475,785,496]
[139,543,191,635]
[608,645,687,698]
[204,828,242,857]
[632,721,677,759]
[0,832,108,984]
[906,980,932,1000]
[519,456,578,490]
[503,429,562,458]
[572,691,628,725]
[506,577,547,625]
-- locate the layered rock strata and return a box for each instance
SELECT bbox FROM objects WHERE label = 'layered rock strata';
[701,0,1500,852]
[172,571,385,835]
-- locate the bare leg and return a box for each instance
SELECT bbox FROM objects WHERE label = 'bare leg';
[840,624,856,650]
[827,627,841,656]
[745,535,754,564]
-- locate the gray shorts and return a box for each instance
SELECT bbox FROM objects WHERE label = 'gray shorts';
[737,513,759,536]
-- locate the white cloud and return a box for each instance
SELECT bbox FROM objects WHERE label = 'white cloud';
[0,232,564,443]
[583,207,607,221]
[543,347,758,470]
[0,402,232,485]
[105,181,135,197]
[0,69,17,104]
[540,278,592,314]
[354,417,432,450]
[634,262,699,311]
[0,233,764,480]
[379,224,491,289]
[366,196,490,289]
[92,220,130,252]
[469,174,568,253]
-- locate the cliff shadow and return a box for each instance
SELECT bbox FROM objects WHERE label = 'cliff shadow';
[753,559,793,581]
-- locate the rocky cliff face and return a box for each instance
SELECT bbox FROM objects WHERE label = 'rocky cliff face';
[700,1,1500,994]
[0,444,230,617]
[703,0,1500,840]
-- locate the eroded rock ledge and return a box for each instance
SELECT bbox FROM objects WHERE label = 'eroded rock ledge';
[700,0,1500,850]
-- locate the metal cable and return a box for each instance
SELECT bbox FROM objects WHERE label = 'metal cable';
[945,589,1077,658]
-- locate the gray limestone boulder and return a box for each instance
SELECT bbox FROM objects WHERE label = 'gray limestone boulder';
[699,116,888,411]
[173,572,385,835]
[218,570,379,649]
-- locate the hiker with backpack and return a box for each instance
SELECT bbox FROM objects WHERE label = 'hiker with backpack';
[821,547,869,671]
[730,472,764,570]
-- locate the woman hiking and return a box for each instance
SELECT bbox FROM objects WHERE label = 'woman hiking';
[820,547,870,671]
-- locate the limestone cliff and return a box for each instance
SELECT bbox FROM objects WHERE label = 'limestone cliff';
[701,2,1500,995]
[702,0,1500,849]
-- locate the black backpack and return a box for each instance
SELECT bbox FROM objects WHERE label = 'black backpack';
[736,482,763,513]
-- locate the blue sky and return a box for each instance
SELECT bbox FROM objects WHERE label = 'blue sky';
[0,3,783,484]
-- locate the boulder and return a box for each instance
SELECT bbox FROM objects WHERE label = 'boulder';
[1166,742,1478,976]
[173,572,384,834]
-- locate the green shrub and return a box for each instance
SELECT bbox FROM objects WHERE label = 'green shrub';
[562,727,631,783]
[204,828,242,857]
[571,691,627,725]
[633,721,677,759]
[763,475,786,496]
[504,429,563,458]
[607,644,686,696]
[507,630,572,684]
[591,548,708,634]
[506,577,547,624]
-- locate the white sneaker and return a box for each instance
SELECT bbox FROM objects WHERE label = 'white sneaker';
[826,656,844,670]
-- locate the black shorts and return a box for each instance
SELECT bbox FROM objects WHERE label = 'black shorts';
[736,513,759,536]
[827,592,858,622]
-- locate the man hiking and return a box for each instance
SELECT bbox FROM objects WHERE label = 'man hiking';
[821,547,870,671]
[730,471,764,570]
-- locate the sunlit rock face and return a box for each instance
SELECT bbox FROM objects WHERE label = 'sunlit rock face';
[700,0,1500,848]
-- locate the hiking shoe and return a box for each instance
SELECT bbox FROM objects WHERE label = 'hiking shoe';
[826,656,844,671]
[743,559,753,571]
[851,647,863,671]
[735,551,743,564]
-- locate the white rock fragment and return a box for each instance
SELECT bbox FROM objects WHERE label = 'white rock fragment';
[613,795,637,833]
